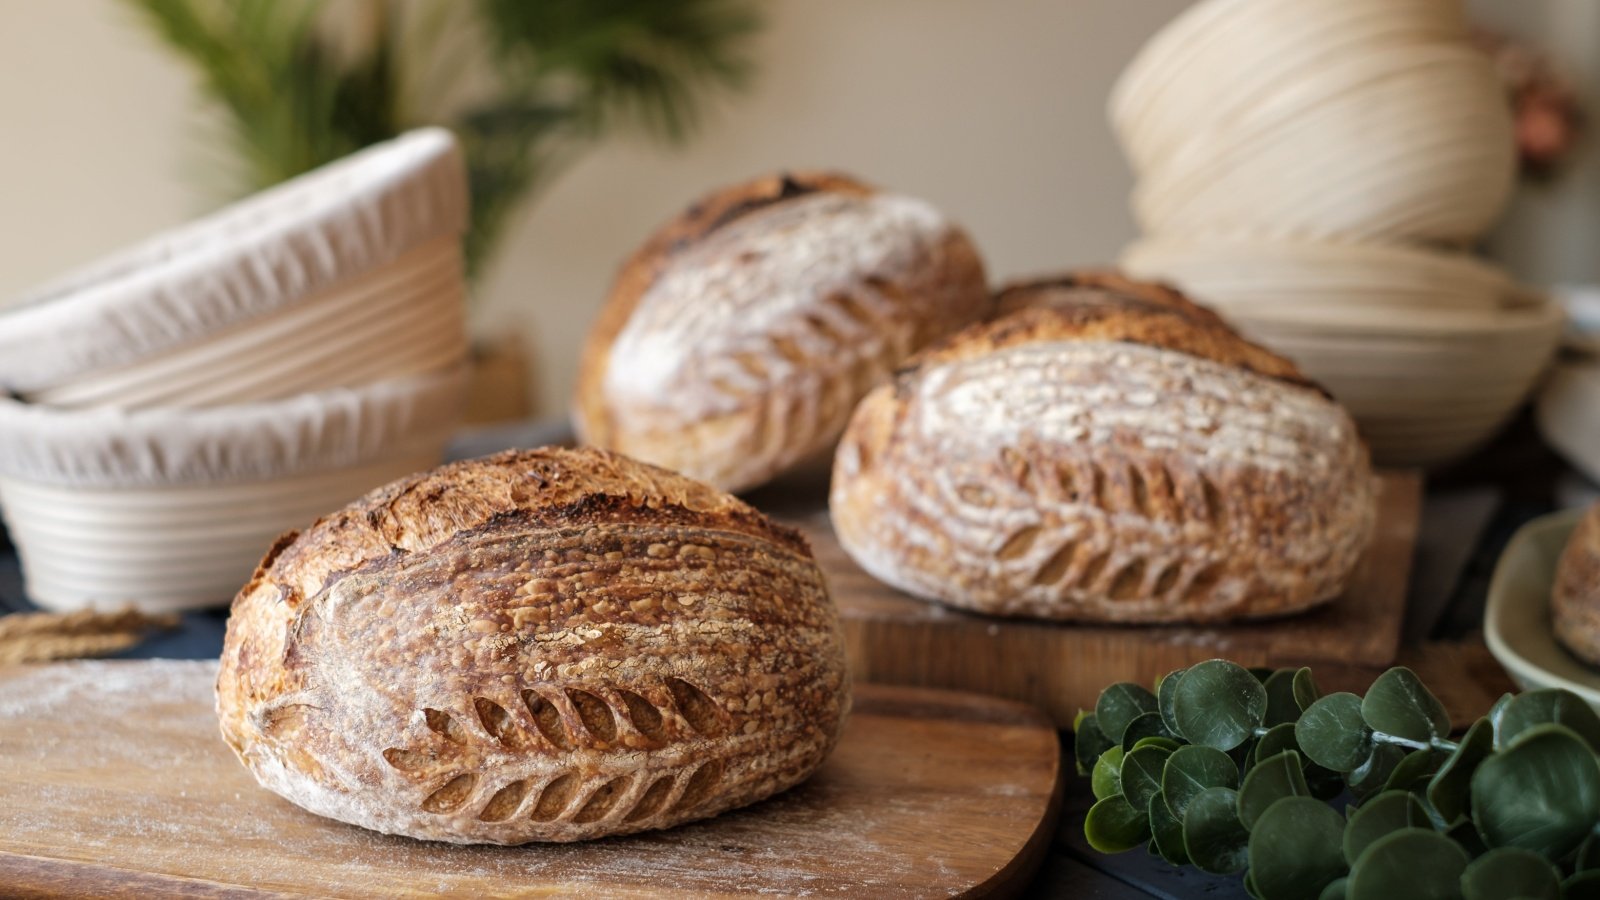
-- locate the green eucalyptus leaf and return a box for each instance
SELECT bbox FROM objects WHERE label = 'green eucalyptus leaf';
[1318,877,1347,900]
[1074,710,1116,775]
[1459,846,1562,900]
[1562,869,1600,898]
[1428,717,1493,825]
[1091,745,1124,801]
[1293,667,1321,713]
[1122,745,1172,812]
[1163,744,1241,819]
[1248,796,1348,900]
[1149,791,1189,866]
[1383,748,1444,794]
[1347,828,1469,900]
[1497,689,1600,754]
[1239,749,1311,830]
[1158,667,1187,739]
[1085,793,1151,853]
[1342,790,1431,866]
[1097,682,1159,746]
[1264,669,1304,727]
[1296,693,1372,772]
[1175,660,1269,752]
[1133,735,1182,753]
[1246,868,1263,900]
[1471,724,1600,857]
[1121,711,1175,752]
[1348,744,1408,804]
[1486,693,1513,736]
[1183,785,1250,875]
[1361,668,1450,743]
[1255,722,1301,765]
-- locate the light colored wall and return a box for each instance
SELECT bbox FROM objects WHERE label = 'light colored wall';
[1,0,1594,415]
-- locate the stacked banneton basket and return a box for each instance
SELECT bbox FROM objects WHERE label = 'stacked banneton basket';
[1111,0,1565,467]
[0,129,470,613]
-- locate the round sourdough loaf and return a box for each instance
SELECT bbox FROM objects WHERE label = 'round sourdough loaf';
[574,170,989,493]
[217,447,850,844]
[830,272,1378,623]
[1553,503,1600,666]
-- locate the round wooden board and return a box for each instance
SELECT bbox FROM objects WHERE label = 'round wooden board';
[0,661,1062,899]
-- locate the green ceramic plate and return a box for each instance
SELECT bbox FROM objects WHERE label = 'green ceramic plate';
[1485,508,1600,708]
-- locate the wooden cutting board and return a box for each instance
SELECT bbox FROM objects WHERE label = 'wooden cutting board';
[755,470,1422,728]
[0,661,1062,899]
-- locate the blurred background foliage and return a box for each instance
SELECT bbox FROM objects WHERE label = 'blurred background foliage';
[124,0,763,281]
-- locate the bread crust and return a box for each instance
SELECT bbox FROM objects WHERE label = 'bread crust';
[1554,503,1600,666]
[830,273,1376,623]
[574,171,990,493]
[217,447,849,844]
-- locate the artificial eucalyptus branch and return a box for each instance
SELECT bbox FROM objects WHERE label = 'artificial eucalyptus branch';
[1077,659,1600,900]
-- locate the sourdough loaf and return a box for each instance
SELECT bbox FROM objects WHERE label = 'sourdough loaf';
[574,170,990,493]
[216,447,849,844]
[830,273,1377,623]
[1553,503,1600,666]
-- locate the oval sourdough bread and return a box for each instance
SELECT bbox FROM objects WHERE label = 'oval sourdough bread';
[830,272,1377,623]
[1553,503,1600,666]
[217,447,850,844]
[574,170,990,493]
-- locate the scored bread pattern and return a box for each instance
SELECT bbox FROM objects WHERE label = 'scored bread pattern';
[219,452,851,847]
[832,340,1376,622]
[379,678,731,826]
[594,191,987,492]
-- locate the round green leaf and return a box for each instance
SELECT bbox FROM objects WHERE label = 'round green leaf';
[1348,743,1407,804]
[1239,749,1311,830]
[1342,790,1431,866]
[1183,786,1250,875]
[1091,745,1124,801]
[1264,669,1303,727]
[1121,711,1174,752]
[1133,735,1181,754]
[1497,689,1600,754]
[1163,744,1240,819]
[1361,668,1449,743]
[1097,682,1159,746]
[1074,710,1116,776]
[1254,722,1301,765]
[1427,717,1492,825]
[1158,668,1187,738]
[1293,668,1321,713]
[1460,847,1561,900]
[1174,660,1269,751]
[1148,792,1188,866]
[1085,794,1151,853]
[1318,877,1347,900]
[1296,692,1372,772]
[1471,724,1600,857]
[1249,796,1348,900]
[1383,748,1443,794]
[1122,745,1172,812]
[1347,828,1468,900]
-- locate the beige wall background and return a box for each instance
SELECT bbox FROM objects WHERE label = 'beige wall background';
[1,0,1594,415]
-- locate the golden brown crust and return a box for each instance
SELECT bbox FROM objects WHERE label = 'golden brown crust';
[573,170,990,492]
[960,270,1322,393]
[1554,504,1600,666]
[831,281,1376,624]
[217,447,849,844]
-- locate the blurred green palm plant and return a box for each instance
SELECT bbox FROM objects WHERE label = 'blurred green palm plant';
[124,0,762,280]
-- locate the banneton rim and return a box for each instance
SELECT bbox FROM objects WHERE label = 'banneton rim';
[216,447,850,844]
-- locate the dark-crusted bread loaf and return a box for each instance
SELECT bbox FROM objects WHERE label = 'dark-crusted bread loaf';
[830,272,1377,623]
[573,170,990,493]
[1554,503,1600,666]
[216,447,850,844]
